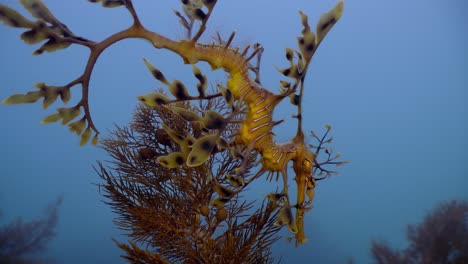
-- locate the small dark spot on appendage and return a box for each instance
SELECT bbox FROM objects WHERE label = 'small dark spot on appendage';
[206,117,225,130]
[195,9,207,20]
[272,193,286,202]
[155,98,166,105]
[306,43,315,52]
[31,3,39,9]
[282,68,291,76]
[175,155,185,165]
[296,114,302,120]
[34,49,44,55]
[38,83,46,91]
[160,159,168,165]
[220,187,233,198]
[292,94,301,105]
[197,84,205,97]
[298,38,305,45]
[286,52,292,61]
[1,11,20,27]
[201,140,213,152]
[182,0,189,4]
[204,0,215,4]
[194,73,205,84]
[224,89,232,102]
[46,37,58,46]
[152,69,165,81]
[295,68,301,78]
[320,18,336,33]
[175,82,188,99]
[22,29,38,40]
[190,156,197,164]
[211,145,220,154]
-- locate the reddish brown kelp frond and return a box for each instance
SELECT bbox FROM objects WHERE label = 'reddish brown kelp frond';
[96,94,281,263]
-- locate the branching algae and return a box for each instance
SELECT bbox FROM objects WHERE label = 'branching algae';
[1,0,348,250]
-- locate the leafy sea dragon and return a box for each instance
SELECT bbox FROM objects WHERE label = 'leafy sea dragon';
[0,0,346,245]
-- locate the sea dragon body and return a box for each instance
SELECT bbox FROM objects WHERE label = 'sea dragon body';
[141,32,318,242]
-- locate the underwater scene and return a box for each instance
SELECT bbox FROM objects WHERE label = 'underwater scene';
[0,0,467,263]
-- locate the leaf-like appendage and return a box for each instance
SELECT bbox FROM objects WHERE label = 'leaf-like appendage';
[157,152,186,168]
[298,10,310,33]
[226,174,245,188]
[80,127,92,146]
[20,23,48,45]
[297,22,316,62]
[192,65,207,97]
[216,84,234,108]
[59,87,71,104]
[57,107,80,125]
[91,134,99,146]
[209,197,229,208]
[2,91,42,104]
[137,93,171,106]
[266,192,287,205]
[191,0,204,8]
[40,113,61,124]
[186,133,219,167]
[216,207,227,221]
[162,124,185,144]
[42,92,58,109]
[168,106,202,122]
[288,218,298,234]
[34,37,71,55]
[143,58,169,84]
[88,0,125,8]
[285,48,294,62]
[296,9,317,63]
[184,131,196,145]
[212,179,236,198]
[182,0,206,21]
[0,4,35,28]
[169,80,190,100]
[289,94,301,106]
[277,65,300,79]
[306,181,315,201]
[275,206,298,234]
[202,110,226,130]
[274,206,290,226]
[199,205,210,216]
[316,0,344,45]
[19,0,56,23]
[68,118,86,135]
